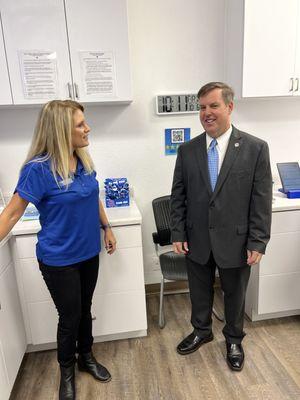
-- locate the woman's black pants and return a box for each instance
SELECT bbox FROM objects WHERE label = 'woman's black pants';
[39,255,99,367]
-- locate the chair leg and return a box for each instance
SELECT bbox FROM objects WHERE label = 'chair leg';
[212,307,224,322]
[159,276,165,328]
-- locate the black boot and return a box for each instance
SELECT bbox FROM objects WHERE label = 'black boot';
[59,365,75,400]
[77,352,111,382]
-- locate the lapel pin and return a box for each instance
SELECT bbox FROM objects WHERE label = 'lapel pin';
[234,142,239,147]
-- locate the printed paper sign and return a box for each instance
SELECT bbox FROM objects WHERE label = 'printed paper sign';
[19,50,59,99]
[79,51,116,96]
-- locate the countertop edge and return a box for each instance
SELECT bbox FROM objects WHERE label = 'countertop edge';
[10,200,142,236]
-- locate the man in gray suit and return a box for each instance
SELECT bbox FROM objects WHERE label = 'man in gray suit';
[170,82,272,371]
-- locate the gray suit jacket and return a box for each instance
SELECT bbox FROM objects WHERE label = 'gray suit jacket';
[170,126,272,268]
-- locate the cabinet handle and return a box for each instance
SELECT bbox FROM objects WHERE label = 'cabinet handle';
[289,78,294,92]
[67,83,73,99]
[74,83,79,99]
[295,78,299,92]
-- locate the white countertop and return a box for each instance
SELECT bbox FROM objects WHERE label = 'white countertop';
[272,191,300,212]
[1,191,300,244]
[9,199,142,237]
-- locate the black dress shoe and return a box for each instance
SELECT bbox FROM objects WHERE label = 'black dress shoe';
[226,343,244,371]
[177,332,214,355]
[77,352,111,382]
[59,365,75,400]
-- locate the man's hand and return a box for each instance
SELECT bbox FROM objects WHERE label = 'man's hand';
[104,229,117,255]
[173,242,189,254]
[247,250,262,265]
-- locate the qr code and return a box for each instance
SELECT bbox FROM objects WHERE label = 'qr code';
[171,129,184,143]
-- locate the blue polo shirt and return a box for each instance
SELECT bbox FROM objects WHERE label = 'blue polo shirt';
[15,157,101,266]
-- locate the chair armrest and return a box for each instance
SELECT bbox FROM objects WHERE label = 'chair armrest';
[152,232,159,244]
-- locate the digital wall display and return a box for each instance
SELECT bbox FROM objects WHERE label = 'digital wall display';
[156,94,200,115]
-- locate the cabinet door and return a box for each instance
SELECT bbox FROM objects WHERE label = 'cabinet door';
[0,0,73,104]
[0,263,26,389]
[0,341,9,400]
[65,0,132,103]
[293,3,300,96]
[242,0,298,97]
[0,21,12,105]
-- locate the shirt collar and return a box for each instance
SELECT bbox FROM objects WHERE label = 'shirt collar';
[206,125,232,150]
[74,157,84,176]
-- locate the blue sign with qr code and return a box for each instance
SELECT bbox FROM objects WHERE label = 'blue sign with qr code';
[165,128,191,155]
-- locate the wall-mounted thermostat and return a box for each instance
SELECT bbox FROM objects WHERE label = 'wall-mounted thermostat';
[156,93,200,115]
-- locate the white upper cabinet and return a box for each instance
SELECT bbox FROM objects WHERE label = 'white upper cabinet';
[0,18,12,105]
[0,0,72,105]
[0,0,132,105]
[293,3,300,95]
[65,0,132,103]
[225,0,299,98]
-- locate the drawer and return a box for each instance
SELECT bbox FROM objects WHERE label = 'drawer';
[272,210,300,234]
[15,235,37,259]
[260,231,300,276]
[15,225,142,260]
[95,247,144,295]
[107,225,142,248]
[21,247,145,302]
[91,291,147,337]
[258,273,300,314]
[27,292,147,345]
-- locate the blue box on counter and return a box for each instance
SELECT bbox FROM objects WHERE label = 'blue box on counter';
[278,188,300,198]
[104,178,130,208]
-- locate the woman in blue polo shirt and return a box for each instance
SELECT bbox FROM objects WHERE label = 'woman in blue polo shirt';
[0,100,116,400]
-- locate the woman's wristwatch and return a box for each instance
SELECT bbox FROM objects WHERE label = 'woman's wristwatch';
[101,223,112,230]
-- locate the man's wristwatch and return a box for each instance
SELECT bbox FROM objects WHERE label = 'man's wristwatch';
[101,223,112,230]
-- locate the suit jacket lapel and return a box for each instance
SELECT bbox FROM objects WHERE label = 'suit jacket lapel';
[193,133,212,196]
[211,126,242,201]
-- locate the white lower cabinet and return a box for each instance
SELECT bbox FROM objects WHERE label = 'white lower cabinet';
[0,341,9,400]
[246,210,300,320]
[0,240,26,400]
[11,224,147,349]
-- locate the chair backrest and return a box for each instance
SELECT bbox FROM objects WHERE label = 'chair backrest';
[152,195,172,246]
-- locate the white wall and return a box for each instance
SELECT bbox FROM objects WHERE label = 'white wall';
[0,0,300,283]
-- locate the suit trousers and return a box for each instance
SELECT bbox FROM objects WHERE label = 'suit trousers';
[186,253,250,344]
[39,255,99,367]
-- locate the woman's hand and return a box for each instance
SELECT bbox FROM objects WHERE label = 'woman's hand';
[104,228,117,254]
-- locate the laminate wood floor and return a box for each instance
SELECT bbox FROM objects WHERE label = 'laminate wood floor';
[10,289,300,400]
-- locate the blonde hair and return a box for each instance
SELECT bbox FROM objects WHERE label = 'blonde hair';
[23,100,94,183]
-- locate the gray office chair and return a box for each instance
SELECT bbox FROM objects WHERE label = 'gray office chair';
[152,195,224,328]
